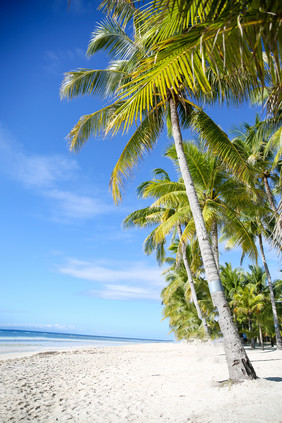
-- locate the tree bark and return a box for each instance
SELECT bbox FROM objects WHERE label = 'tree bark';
[211,219,220,273]
[259,324,264,350]
[263,175,277,212]
[234,313,238,329]
[177,225,210,338]
[169,97,257,381]
[258,233,282,349]
[248,318,255,349]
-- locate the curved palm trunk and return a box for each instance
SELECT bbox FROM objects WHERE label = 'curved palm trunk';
[258,233,282,350]
[248,317,255,349]
[258,324,264,350]
[177,225,210,338]
[263,176,281,250]
[169,97,257,380]
[263,175,277,212]
[234,312,238,329]
[211,219,220,273]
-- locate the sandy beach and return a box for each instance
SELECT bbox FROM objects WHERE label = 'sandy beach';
[0,342,281,423]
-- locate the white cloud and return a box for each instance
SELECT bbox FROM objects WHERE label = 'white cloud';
[58,258,163,284]
[0,126,115,221]
[86,284,161,301]
[17,154,79,189]
[0,323,75,330]
[57,258,165,301]
[0,127,78,189]
[46,189,114,220]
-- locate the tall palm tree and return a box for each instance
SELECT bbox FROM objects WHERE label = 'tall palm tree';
[124,168,211,337]
[225,209,282,349]
[61,4,257,380]
[232,115,282,252]
[232,115,281,217]
[231,120,282,349]
[164,142,258,268]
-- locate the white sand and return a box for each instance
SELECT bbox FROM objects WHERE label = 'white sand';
[0,342,281,423]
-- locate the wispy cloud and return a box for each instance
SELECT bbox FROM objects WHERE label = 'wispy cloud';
[85,284,161,301]
[0,126,78,189]
[46,189,114,220]
[0,126,115,221]
[56,258,164,301]
[52,0,95,16]
[43,47,87,74]
[0,323,75,331]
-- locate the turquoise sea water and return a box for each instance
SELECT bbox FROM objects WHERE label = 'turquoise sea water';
[0,329,169,355]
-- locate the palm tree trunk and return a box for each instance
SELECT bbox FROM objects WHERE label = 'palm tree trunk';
[248,318,255,349]
[258,324,264,350]
[263,175,277,212]
[211,219,220,273]
[169,97,257,381]
[263,176,281,250]
[177,225,210,338]
[258,233,282,350]
[234,313,238,328]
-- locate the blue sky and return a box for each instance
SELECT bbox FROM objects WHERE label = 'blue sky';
[0,0,280,340]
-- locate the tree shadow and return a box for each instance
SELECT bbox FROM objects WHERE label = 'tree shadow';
[251,358,282,362]
[265,377,282,382]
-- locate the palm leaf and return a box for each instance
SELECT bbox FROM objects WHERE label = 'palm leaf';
[66,101,124,151]
[190,108,255,186]
[110,107,164,203]
[61,68,127,100]
[87,18,139,60]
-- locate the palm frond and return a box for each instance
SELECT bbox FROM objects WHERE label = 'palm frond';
[110,107,164,203]
[87,18,139,60]
[99,0,137,26]
[60,68,127,100]
[190,108,255,186]
[66,101,124,151]
[122,207,165,229]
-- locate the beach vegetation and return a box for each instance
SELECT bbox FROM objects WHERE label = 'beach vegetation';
[61,0,281,380]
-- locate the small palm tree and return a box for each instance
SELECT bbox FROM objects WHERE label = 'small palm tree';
[161,244,219,339]
[220,263,245,328]
[232,283,266,349]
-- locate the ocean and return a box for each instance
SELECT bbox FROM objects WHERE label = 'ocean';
[0,329,168,356]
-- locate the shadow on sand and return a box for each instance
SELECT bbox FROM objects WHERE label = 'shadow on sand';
[265,377,282,382]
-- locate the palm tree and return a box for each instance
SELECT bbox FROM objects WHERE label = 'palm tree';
[245,265,271,350]
[123,168,211,337]
[164,142,258,269]
[232,283,266,349]
[61,4,257,380]
[220,263,245,328]
[231,120,282,349]
[161,245,209,340]
[105,0,281,119]
[161,241,221,339]
[225,209,282,349]
[232,115,281,217]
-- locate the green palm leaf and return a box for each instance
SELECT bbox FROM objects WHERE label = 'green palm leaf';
[110,107,165,203]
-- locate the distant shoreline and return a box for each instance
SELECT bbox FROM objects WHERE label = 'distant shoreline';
[0,328,172,359]
[0,328,170,342]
